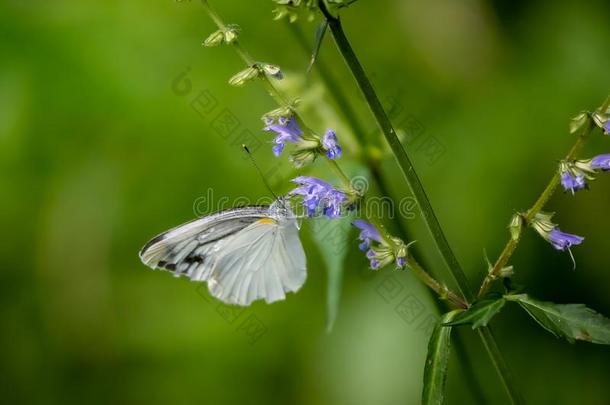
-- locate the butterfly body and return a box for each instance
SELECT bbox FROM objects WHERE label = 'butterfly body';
[139,199,307,306]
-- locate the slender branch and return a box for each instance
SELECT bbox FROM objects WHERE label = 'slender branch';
[318,1,473,302]
[477,327,524,405]
[317,3,524,403]
[477,126,592,298]
[200,0,464,308]
[286,21,369,148]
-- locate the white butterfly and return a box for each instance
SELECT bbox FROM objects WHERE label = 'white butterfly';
[139,198,307,306]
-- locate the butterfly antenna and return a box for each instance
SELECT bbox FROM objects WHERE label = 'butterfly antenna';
[242,145,281,203]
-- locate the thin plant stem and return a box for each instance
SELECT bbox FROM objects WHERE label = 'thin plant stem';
[477,126,592,298]
[286,21,368,147]
[317,1,473,302]
[200,0,464,308]
[477,327,524,405]
[317,3,523,404]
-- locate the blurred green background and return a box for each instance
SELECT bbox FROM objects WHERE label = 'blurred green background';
[2,0,610,404]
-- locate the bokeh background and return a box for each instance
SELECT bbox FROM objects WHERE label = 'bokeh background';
[2,0,610,404]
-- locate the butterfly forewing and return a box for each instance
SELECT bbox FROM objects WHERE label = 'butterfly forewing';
[139,207,270,280]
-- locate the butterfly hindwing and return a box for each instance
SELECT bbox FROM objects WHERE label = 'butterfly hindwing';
[207,217,307,306]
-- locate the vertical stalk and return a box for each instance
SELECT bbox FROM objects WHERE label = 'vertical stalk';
[317,3,523,404]
[477,328,524,405]
[317,1,472,301]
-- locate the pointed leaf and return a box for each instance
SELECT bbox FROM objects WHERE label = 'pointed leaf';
[307,20,328,74]
[444,296,506,329]
[422,310,461,405]
[507,294,610,344]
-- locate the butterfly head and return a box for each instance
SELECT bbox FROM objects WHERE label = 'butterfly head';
[269,196,297,222]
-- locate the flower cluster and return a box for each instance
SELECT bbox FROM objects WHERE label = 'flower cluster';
[531,212,584,252]
[289,176,347,218]
[353,220,409,270]
[559,154,610,193]
[262,108,343,167]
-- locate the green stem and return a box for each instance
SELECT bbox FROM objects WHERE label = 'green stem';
[287,22,368,148]
[318,1,473,302]
[317,3,523,403]
[477,327,524,405]
[410,258,467,309]
[477,125,592,298]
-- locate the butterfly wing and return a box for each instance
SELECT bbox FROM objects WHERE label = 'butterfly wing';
[207,217,307,306]
[139,207,269,281]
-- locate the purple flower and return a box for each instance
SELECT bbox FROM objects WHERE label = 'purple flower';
[353,220,383,251]
[604,121,610,135]
[548,228,584,251]
[290,176,346,218]
[396,256,407,267]
[591,154,610,171]
[322,129,342,160]
[265,117,303,157]
[560,172,586,194]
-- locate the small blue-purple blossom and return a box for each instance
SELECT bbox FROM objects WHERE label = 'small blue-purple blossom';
[604,120,610,135]
[353,219,383,251]
[548,228,584,251]
[265,117,303,157]
[322,129,342,160]
[560,172,586,194]
[591,154,610,171]
[290,176,346,218]
[396,256,407,268]
[370,259,380,270]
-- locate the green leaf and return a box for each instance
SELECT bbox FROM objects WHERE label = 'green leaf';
[444,296,506,329]
[507,294,610,344]
[307,20,328,74]
[422,310,461,405]
[309,215,353,333]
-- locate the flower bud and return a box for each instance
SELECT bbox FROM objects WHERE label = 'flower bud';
[223,25,240,44]
[289,149,316,168]
[508,214,523,241]
[569,111,590,135]
[260,63,283,80]
[203,30,224,47]
[228,66,260,87]
[499,265,514,278]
